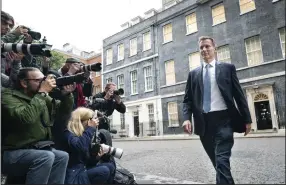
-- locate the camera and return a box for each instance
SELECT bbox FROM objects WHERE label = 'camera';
[90,143,123,159]
[1,43,51,57]
[114,88,124,96]
[80,63,102,72]
[21,26,42,40]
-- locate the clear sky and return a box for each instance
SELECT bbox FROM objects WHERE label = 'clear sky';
[2,0,162,52]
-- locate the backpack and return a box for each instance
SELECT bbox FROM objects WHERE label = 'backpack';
[113,162,137,185]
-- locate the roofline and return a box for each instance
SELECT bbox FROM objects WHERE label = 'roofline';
[52,49,101,60]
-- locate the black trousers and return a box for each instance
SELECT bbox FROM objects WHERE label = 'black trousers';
[200,110,235,184]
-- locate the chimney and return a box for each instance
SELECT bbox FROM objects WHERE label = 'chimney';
[131,16,143,25]
[121,22,131,30]
[144,8,158,19]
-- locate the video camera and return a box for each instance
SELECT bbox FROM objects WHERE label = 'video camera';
[1,43,52,57]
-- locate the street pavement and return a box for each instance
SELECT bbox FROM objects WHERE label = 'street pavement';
[113,137,285,184]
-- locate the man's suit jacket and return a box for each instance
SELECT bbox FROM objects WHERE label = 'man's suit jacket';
[183,61,252,136]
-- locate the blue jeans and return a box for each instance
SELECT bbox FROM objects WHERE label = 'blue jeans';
[87,161,116,184]
[3,148,69,184]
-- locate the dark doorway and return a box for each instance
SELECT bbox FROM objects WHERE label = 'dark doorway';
[133,112,139,137]
[254,101,272,130]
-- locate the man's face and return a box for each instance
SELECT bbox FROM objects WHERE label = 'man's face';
[107,85,117,96]
[199,39,216,62]
[1,19,13,36]
[22,70,45,95]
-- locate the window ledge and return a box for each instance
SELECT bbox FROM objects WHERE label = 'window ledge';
[186,31,198,36]
[143,48,151,52]
[162,40,173,45]
[212,21,226,27]
[240,9,256,16]
[130,93,139,96]
[168,124,179,128]
[117,59,124,62]
[129,53,137,58]
[144,89,154,93]
[272,0,280,3]
[106,63,112,66]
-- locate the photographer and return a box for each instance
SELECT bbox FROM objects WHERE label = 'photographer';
[63,107,115,184]
[1,67,75,184]
[59,57,90,109]
[90,83,126,130]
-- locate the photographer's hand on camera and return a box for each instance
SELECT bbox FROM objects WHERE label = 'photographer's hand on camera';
[13,25,28,37]
[61,84,76,95]
[38,75,56,93]
[113,94,122,104]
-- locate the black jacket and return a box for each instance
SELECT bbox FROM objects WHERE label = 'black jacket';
[183,62,252,136]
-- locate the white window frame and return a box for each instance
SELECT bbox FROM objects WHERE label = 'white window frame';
[106,49,113,65]
[143,66,153,92]
[120,113,125,129]
[130,70,138,95]
[117,44,124,61]
[143,31,151,51]
[278,27,285,58]
[216,45,231,63]
[106,77,112,83]
[186,13,198,35]
[212,3,226,26]
[129,38,137,56]
[165,60,176,85]
[245,35,263,66]
[239,0,256,15]
[167,102,179,127]
[117,74,125,96]
[147,104,155,128]
[189,52,201,71]
[163,23,173,43]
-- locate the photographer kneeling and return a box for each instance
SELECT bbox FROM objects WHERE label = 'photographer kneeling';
[63,107,115,184]
[1,67,75,184]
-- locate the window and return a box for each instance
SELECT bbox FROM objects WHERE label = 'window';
[167,102,179,127]
[239,0,256,14]
[144,66,153,91]
[118,44,124,61]
[217,45,231,63]
[186,13,198,34]
[130,71,138,94]
[212,3,226,25]
[165,60,176,85]
[117,75,125,96]
[148,104,155,128]
[163,23,173,43]
[106,77,112,83]
[106,49,113,65]
[279,27,285,58]
[143,32,151,51]
[245,36,263,66]
[120,114,125,129]
[189,52,201,70]
[95,85,101,94]
[130,38,137,56]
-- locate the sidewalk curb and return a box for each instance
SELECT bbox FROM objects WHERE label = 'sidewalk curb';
[113,134,285,142]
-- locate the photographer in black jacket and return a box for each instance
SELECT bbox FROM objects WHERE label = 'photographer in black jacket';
[90,83,126,130]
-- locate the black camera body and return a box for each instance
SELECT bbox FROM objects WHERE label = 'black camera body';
[114,88,124,96]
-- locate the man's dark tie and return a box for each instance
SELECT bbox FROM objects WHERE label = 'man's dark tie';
[203,64,211,113]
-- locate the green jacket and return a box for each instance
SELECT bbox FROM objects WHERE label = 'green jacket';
[1,31,21,43]
[1,88,74,150]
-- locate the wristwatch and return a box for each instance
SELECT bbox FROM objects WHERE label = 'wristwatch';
[38,92,48,97]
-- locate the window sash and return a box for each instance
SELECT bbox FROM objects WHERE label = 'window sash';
[212,4,226,25]
[165,60,175,85]
[217,45,231,63]
[131,71,137,94]
[168,102,179,126]
[189,52,201,70]
[144,66,153,91]
[239,0,256,14]
[143,32,151,51]
[120,114,125,129]
[279,27,285,57]
[186,13,197,34]
[106,78,112,83]
[245,36,263,65]
[117,75,124,93]
[130,38,137,56]
[106,49,113,64]
[163,24,173,43]
[118,44,124,61]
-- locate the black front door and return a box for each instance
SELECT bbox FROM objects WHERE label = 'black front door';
[254,101,272,130]
[133,116,139,137]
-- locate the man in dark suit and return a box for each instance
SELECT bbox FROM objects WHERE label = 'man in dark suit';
[183,36,252,184]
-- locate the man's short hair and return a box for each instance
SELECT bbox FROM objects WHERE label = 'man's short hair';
[105,82,116,92]
[1,11,15,28]
[16,67,40,89]
[66,58,81,64]
[198,36,216,47]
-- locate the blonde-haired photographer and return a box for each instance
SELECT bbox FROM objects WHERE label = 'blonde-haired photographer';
[63,107,115,184]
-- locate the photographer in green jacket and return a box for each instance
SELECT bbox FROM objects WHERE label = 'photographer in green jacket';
[2,67,75,184]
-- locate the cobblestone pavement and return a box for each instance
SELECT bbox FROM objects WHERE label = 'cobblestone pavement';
[113,137,285,184]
